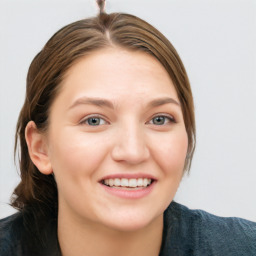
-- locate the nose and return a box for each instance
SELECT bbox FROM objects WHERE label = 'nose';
[111,123,150,165]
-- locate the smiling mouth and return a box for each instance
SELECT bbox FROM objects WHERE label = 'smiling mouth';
[101,178,153,190]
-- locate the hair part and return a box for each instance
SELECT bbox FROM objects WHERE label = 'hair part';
[12,12,196,214]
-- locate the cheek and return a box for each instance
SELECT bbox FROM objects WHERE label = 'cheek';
[150,129,188,174]
[48,128,109,177]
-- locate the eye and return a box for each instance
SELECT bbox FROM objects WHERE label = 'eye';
[149,115,175,125]
[81,116,107,126]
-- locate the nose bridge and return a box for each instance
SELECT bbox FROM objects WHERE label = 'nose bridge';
[111,118,150,164]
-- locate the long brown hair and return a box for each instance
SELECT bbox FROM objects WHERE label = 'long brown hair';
[12,12,196,215]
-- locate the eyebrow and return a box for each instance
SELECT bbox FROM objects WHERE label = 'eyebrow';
[147,97,180,108]
[69,96,180,110]
[69,97,114,110]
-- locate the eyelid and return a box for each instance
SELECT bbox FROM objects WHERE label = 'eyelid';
[78,113,176,126]
[148,113,176,124]
[79,114,109,125]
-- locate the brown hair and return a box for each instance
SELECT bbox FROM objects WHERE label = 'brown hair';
[12,12,195,214]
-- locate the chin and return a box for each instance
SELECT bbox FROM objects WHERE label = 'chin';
[103,218,156,232]
[97,208,163,233]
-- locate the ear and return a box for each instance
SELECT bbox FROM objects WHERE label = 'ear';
[25,121,53,175]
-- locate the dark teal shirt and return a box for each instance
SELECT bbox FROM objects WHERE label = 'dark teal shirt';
[159,202,256,255]
[1,202,255,255]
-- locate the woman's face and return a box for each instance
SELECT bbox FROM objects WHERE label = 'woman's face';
[46,47,188,231]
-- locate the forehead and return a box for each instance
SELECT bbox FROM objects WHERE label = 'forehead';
[57,47,179,107]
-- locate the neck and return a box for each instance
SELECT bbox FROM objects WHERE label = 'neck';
[58,211,163,256]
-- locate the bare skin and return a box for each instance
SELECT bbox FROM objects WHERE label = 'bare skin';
[26,47,187,256]
[58,206,163,256]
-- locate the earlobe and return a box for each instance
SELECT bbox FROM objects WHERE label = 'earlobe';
[25,121,53,175]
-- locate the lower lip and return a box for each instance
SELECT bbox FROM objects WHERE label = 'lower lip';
[100,181,156,199]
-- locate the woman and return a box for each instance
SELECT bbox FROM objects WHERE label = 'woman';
[0,2,255,256]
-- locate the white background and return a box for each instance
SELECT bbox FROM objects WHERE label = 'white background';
[0,0,255,221]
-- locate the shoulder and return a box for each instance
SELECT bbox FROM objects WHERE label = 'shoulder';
[166,201,256,235]
[0,210,60,256]
[160,201,256,256]
[0,212,24,256]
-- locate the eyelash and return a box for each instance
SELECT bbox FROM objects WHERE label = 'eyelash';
[148,114,176,125]
[80,114,176,126]
[80,115,108,126]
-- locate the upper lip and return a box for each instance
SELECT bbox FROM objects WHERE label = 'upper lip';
[99,173,157,182]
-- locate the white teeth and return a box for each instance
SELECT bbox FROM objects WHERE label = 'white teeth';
[103,178,152,188]
[121,178,129,187]
[109,179,114,186]
[137,178,143,186]
[129,179,137,187]
[114,178,121,186]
